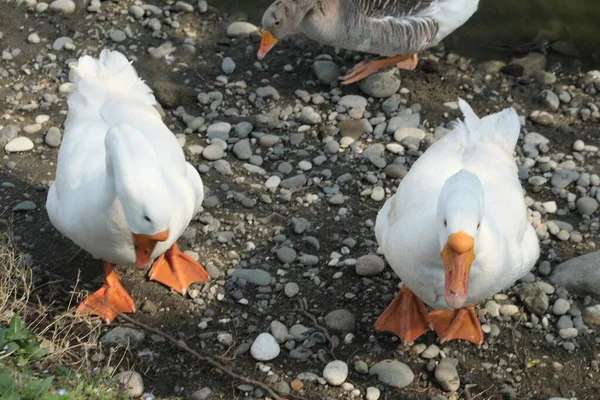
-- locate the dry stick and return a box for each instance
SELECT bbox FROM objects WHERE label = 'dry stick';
[295,298,336,359]
[117,313,308,400]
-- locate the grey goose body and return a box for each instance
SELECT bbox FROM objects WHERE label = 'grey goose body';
[258,0,479,83]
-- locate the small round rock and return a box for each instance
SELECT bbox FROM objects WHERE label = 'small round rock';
[250,333,280,361]
[322,360,348,386]
[366,386,381,400]
[355,254,385,276]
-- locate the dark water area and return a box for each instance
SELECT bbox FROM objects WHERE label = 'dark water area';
[218,0,600,66]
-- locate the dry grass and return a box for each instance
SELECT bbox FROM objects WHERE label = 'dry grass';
[0,222,101,371]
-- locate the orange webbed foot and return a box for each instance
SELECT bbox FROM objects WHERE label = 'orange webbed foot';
[76,261,135,323]
[149,243,210,294]
[375,285,432,344]
[340,53,418,85]
[429,305,483,345]
[396,54,419,70]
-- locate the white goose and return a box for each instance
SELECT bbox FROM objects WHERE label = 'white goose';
[374,99,540,344]
[46,49,209,323]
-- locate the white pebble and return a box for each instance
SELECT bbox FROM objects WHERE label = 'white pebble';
[250,333,280,361]
[323,360,348,386]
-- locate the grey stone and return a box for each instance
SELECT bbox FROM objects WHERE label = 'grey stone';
[514,283,549,315]
[232,139,252,160]
[44,127,62,147]
[551,169,579,189]
[0,125,20,146]
[312,61,340,85]
[369,360,414,388]
[276,247,297,264]
[551,252,600,297]
[434,360,460,392]
[358,69,400,98]
[539,90,559,112]
[101,327,145,347]
[202,144,224,160]
[229,269,272,286]
[13,201,36,212]
[355,254,385,276]
[576,196,598,216]
[298,107,322,124]
[324,309,356,332]
[386,114,420,133]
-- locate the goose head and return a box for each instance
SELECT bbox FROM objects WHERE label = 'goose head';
[258,0,315,59]
[437,169,484,309]
[105,123,173,268]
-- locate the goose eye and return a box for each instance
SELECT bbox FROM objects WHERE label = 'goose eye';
[274,20,281,26]
[443,219,447,227]
[477,222,481,229]
[144,215,151,222]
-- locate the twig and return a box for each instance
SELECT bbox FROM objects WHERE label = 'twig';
[295,298,336,359]
[117,313,305,400]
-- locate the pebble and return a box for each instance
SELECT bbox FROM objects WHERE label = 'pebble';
[355,254,385,276]
[576,196,598,216]
[109,30,127,43]
[370,186,385,201]
[101,327,145,347]
[394,127,425,142]
[552,299,571,316]
[369,360,414,388]
[434,359,460,392]
[191,388,212,400]
[202,144,224,160]
[229,269,271,286]
[358,69,400,98]
[324,309,356,332]
[276,247,297,264]
[5,137,34,152]
[312,60,340,85]
[366,387,380,400]
[298,107,322,124]
[250,333,280,361]
[222,57,236,74]
[114,371,144,397]
[49,0,76,14]
[13,201,36,212]
[322,360,348,386]
[284,282,299,297]
[27,33,40,44]
[499,304,519,317]
[270,321,289,343]
[514,283,549,315]
[421,344,440,359]
[226,22,258,37]
[582,305,600,326]
[44,127,62,147]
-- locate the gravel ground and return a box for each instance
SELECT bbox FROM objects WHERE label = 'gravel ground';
[1,1,600,399]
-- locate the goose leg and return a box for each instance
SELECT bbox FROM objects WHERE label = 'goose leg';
[429,305,484,345]
[77,260,136,323]
[340,53,418,85]
[149,243,210,294]
[375,285,431,343]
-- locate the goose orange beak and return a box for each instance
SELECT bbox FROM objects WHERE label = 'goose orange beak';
[257,31,278,60]
[440,231,475,309]
[132,230,169,269]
